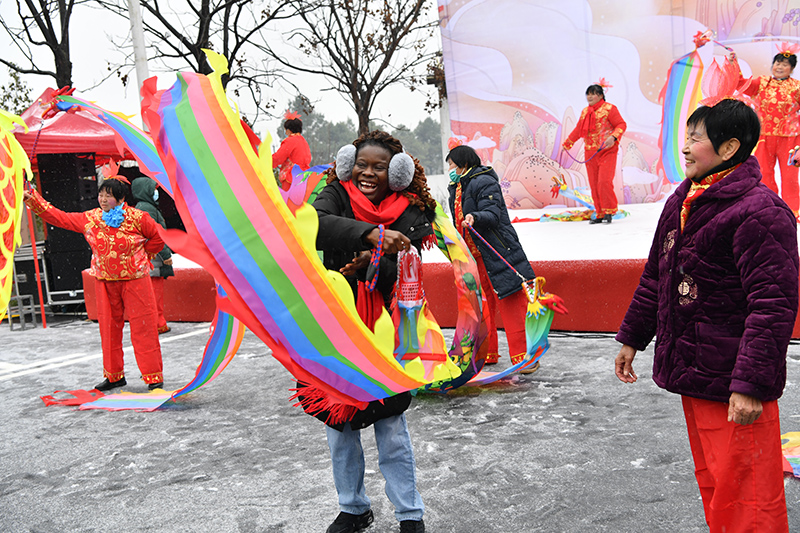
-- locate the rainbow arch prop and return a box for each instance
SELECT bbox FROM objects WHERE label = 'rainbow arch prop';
[0,109,32,320]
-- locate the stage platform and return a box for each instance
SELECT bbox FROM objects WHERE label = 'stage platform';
[81,202,800,336]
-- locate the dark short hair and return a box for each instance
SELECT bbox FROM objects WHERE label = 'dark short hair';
[446,145,482,169]
[284,118,302,134]
[773,53,797,70]
[687,99,761,169]
[586,84,605,99]
[98,178,127,201]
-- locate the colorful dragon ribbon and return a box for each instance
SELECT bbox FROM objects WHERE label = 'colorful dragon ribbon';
[0,109,32,320]
[468,277,566,385]
[140,49,466,410]
[55,95,172,196]
[61,51,487,411]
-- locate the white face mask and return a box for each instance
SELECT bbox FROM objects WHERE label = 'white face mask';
[153,189,159,202]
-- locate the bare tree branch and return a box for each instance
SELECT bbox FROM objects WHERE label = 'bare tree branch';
[271,0,438,134]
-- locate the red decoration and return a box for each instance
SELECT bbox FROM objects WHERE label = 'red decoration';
[777,41,800,57]
[283,110,301,121]
[693,30,713,49]
[447,136,464,150]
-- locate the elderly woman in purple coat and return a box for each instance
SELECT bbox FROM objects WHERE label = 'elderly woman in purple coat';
[614,99,798,533]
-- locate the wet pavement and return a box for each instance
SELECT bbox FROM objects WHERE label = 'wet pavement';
[2,317,800,532]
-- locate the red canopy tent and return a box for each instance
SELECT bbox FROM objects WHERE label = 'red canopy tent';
[13,88,131,169]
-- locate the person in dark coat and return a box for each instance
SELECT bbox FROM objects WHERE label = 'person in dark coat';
[309,130,434,533]
[446,144,537,370]
[615,99,798,533]
[132,177,174,334]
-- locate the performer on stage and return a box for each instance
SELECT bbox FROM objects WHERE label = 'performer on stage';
[304,131,432,533]
[132,176,174,334]
[24,176,166,391]
[272,110,312,190]
[562,81,627,224]
[446,143,537,370]
[615,99,796,533]
[731,44,800,218]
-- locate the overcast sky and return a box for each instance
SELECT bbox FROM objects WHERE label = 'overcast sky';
[0,1,441,141]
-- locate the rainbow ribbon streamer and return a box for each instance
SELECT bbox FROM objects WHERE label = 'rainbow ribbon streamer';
[56,95,172,196]
[657,47,704,184]
[421,204,489,393]
[139,49,464,410]
[0,109,32,319]
[63,51,485,411]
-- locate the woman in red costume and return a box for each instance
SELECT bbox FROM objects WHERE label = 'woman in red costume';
[731,44,800,218]
[24,177,166,391]
[272,111,312,190]
[562,82,627,224]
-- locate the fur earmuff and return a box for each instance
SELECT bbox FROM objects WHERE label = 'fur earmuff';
[388,152,414,191]
[335,144,357,182]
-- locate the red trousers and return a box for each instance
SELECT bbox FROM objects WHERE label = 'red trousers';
[755,135,800,213]
[682,396,788,533]
[150,276,167,330]
[476,256,529,363]
[96,276,163,384]
[586,147,619,216]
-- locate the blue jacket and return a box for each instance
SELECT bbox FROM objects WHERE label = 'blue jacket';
[616,157,798,402]
[448,166,535,299]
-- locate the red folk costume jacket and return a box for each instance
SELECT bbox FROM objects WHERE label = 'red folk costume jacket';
[272,134,312,184]
[563,101,627,152]
[740,74,800,137]
[26,189,165,281]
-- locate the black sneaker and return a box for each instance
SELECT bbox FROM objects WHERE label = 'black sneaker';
[602,213,613,224]
[589,216,604,224]
[399,520,425,533]
[148,382,164,391]
[326,510,374,533]
[95,377,126,391]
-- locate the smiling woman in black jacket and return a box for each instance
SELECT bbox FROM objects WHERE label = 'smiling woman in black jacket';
[308,130,434,533]
[447,145,536,370]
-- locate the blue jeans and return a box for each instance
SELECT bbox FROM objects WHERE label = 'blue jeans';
[325,413,424,522]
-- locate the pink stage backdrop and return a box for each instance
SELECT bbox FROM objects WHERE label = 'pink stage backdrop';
[438,0,800,209]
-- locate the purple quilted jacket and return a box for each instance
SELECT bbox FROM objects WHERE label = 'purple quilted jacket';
[616,156,799,402]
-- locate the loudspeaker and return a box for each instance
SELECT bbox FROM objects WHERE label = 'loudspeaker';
[13,246,46,306]
[37,153,98,298]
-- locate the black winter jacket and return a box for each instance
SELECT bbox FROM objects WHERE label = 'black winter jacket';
[304,180,436,431]
[448,166,534,298]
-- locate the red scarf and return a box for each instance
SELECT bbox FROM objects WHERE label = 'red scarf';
[579,99,606,140]
[341,180,410,330]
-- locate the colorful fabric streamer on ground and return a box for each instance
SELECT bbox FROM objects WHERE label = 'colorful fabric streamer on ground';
[138,49,470,412]
[782,431,800,478]
[468,277,567,385]
[0,109,32,319]
[657,43,704,184]
[79,284,246,411]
